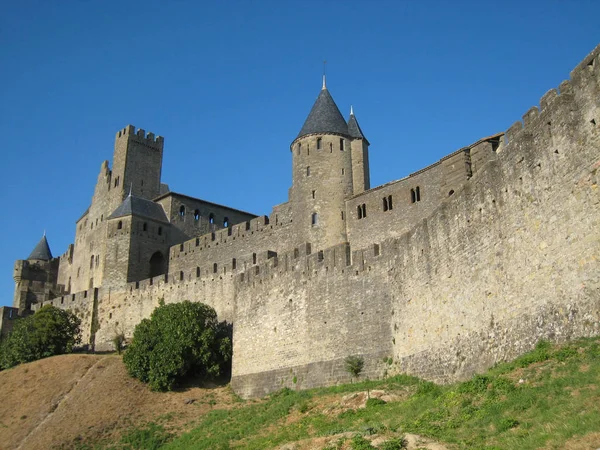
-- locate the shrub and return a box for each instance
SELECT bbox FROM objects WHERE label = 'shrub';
[366,397,387,407]
[113,333,125,355]
[350,434,375,450]
[0,305,81,369]
[380,437,408,449]
[345,355,364,382]
[123,301,232,391]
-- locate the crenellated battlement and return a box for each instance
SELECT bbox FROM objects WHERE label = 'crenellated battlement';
[115,124,164,147]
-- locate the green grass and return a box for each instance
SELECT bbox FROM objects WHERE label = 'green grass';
[128,337,600,449]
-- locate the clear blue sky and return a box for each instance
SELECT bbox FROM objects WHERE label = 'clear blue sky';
[1,0,598,306]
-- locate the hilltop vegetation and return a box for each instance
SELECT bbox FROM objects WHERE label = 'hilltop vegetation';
[0,337,599,449]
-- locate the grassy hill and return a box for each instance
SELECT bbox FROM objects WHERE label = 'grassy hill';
[1,337,599,449]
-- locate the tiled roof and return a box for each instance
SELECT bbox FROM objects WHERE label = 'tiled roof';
[297,88,348,139]
[108,194,169,223]
[28,234,53,260]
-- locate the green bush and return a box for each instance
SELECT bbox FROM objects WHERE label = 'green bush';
[123,301,232,391]
[0,305,81,369]
[350,434,375,450]
[365,397,387,407]
[380,437,407,449]
[345,355,365,381]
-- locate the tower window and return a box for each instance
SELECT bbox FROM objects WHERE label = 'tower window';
[311,212,318,226]
[306,166,311,176]
[341,168,345,175]
[410,187,421,203]
[143,222,147,231]
[330,143,333,152]
[341,210,345,220]
[179,205,185,217]
[196,266,200,277]
[312,190,316,199]
[357,203,367,219]
[213,263,218,274]
[297,143,301,155]
[232,258,237,269]
[158,226,162,235]
[194,209,200,221]
[340,139,344,151]
[209,213,215,224]
[117,221,123,230]
[179,271,184,281]
[253,253,257,264]
[383,195,393,211]
[317,138,322,150]
[223,217,229,227]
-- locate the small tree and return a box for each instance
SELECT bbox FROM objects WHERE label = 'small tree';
[123,301,232,391]
[344,355,364,383]
[113,332,125,355]
[0,305,81,369]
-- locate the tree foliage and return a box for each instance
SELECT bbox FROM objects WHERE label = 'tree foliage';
[0,305,81,369]
[344,355,365,381]
[123,300,232,391]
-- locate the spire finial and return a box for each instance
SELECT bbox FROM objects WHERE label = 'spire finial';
[128,183,133,197]
[43,229,46,237]
[322,60,327,90]
[350,105,354,115]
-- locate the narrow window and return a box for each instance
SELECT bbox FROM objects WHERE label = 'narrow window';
[410,189,416,204]
[361,203,367,218]
[340,138,344,151]
[223,217,229,227]
[179,271,184,281]
[448,190,455,196]
[180,243,184,251]
[297,143,301,155]
[330,143,333,152]
[209,213,215,224]
[196,266,200,277]
[317,137,322,149]
[383,197,388,212]
[213,263,218,274]
[312,190,316,199]
[253,253,257,264]
[416,186,421,201]
[158,226,162,235]
[179,205,185,217]
[388,195,393,210]
[90,255,94,269]
[195,237,200,246]
[341,210,345,220]
[143,222,147,231]
[232,258,237,269]
[311,212,318,226]
[357,205,363,219]
[194,209,200,221]
[341,168,345,175]
[318,250,324,262]
[117,220,123,230]
[306,166,310,176]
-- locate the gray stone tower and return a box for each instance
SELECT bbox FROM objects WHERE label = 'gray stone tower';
[289,78,370,250]
[13,234,60,313]
[111,125,164,206]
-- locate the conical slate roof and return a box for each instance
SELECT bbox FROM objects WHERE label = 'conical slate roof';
[28,234,53,260]
[297,87,348,139]
[347,111,368,143]
[108,194,169,223]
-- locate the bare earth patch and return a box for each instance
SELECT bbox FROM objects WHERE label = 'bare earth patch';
[0,354,236,450]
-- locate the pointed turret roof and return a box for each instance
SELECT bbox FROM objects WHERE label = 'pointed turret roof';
[28,234,53,261]
[347,106,369,144]
[108,192,169,223]
[297,81,348,139]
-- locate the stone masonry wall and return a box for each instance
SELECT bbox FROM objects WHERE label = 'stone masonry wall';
[229,45,599,397]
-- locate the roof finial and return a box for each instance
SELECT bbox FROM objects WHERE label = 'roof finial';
[43,229,46,237]
[128,183,133,197]
[350,105,354,115]
[322,60,327,90]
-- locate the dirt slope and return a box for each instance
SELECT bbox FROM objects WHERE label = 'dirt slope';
[0,354,235,450]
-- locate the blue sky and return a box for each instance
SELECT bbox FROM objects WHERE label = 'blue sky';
[1,0,598,306]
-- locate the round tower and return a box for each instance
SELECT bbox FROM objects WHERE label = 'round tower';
[289,77,355,250]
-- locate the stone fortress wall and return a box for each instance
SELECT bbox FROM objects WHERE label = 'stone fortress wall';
[18,44,600,398]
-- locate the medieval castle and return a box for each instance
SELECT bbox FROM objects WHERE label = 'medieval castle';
[3,44,599,398]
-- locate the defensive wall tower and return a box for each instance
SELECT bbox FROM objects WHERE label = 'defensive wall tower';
[289,77,370,250]
[111,125,164,205]
[13,234,60,313]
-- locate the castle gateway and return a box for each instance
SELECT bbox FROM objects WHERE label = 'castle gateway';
[8,45,600,398]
